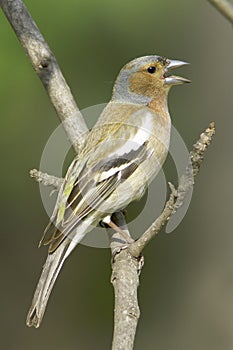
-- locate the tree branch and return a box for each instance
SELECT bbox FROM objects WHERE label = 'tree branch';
[111,123,215,349]
[129,122,215,256]
[1,1,216,349]
[0,3,133,345]
[0,0,88,152]
[111,248,143,350]
[0,0,129,238]
[30,169,63,189]
[207,0,233,24]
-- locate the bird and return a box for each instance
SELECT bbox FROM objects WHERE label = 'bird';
[26,55,190,328]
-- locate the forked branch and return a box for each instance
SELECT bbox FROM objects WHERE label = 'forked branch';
[111,123,215,350]
[0,1,216,350]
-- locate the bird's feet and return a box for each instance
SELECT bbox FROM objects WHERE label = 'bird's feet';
[101,215,134,244]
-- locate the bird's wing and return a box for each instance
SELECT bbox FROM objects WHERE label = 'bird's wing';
[39,157,82,249]
[40,108,155,253]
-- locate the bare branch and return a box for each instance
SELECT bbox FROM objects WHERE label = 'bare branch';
[111,249,142,350]
[0,0,130,245]
[30,169,63,189]
[174,122,215,209]
[0,0,132,248]
[111,123,215,349]
[129,122,215,257]
[0,2,216,349]
[0,0,89,152]
[208,0,233,24]
[0,3,133,344]
[106,214,138,349]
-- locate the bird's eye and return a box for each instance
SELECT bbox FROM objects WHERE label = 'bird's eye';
[147,66,156,74]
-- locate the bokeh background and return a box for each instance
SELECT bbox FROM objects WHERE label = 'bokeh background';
[1,0,233,349]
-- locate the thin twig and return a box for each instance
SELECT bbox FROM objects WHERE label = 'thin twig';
[30,169,63,189]
[0,0,88,152]
[208,0,233,24]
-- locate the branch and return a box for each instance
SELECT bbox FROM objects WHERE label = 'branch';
[1,2,216,349]
[111,123,215,349]
[111,249,143,350]
[129,122,215,257]
[0,0,131,242]
[30,169,63,189]
[0,0,88,153]
[207,0,233,24]
[0,3,133,345]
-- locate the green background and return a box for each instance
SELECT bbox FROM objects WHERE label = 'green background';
[0,0,233,349]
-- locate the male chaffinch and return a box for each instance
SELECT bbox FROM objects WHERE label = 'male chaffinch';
[27,55,190,328]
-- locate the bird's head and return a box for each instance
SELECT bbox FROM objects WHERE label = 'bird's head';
[112,55,190,105]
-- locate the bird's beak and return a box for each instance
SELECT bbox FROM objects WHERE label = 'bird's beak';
[164,60,191,85]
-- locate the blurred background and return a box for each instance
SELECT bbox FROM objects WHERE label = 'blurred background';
[0,0,233,349]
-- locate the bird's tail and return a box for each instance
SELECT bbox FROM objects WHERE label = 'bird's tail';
[26,208,94,328]
[26,216,92,329]
[26,238,73,328]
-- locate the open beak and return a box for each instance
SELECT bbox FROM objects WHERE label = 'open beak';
[164,60,191,85]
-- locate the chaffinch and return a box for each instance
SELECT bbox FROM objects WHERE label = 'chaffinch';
[27,55,190,327]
